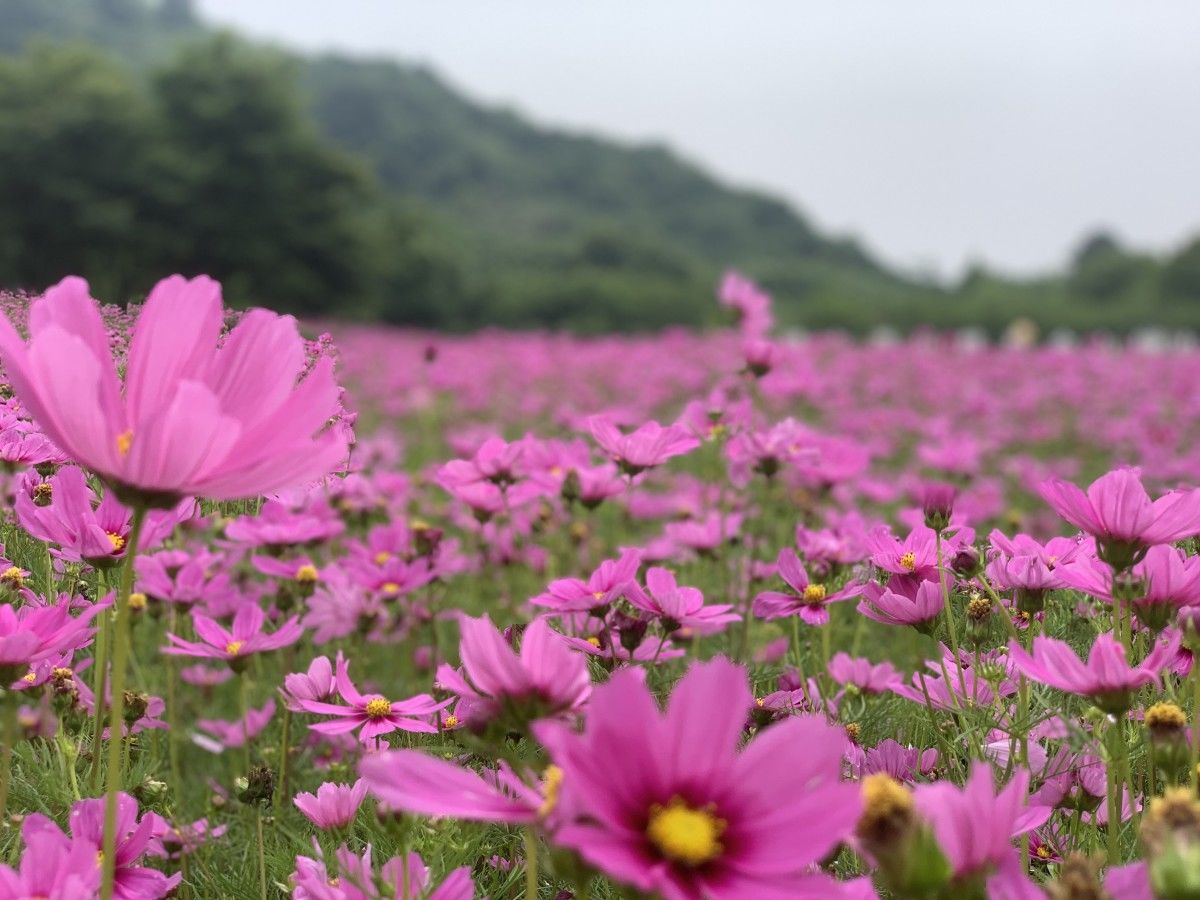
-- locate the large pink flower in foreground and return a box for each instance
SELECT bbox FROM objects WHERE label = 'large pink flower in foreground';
[0,275,348,502]
[914,763,1050,899]
[533,658,861,899]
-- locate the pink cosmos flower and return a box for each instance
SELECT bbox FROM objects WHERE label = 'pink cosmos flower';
[530,548,642,613]
[827,653,903,694]
[532,658,862,899]
[299,654,448,742]
[294,779,369,830]
[753,548,860,625]
[292,845,473,900]
[16,466,194,566]
[162,602,302,668]
[281,655,336,711]
[360,751,542,824]
[0,820,100,899]
[435,615,590,729]
[24,792,180,900]
[1006,630,1178,713]
[857,577,944,630]
[914,763,1050,898]
[0,598,97,671]
[850,739,938,782]
[1057,545,1200,630]
[1039,467,1200,566]
[0,275,348,502]
[194,699,276,752]
[587,416,699,475]
[627,567,740,635]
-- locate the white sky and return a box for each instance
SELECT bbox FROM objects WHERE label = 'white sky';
[196,0,1200,279]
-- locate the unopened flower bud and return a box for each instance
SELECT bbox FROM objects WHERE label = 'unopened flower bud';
[921,482,957,533]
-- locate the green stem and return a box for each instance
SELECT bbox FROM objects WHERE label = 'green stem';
[89,570,110,792]
[100,505,147,900]
[275,707,291,811]
[0,693,20,817]
[1191,663,1200,794]
[935,531,966,698]
[256,808,268,900]
[166,604,182,795]
[523,827,539,898]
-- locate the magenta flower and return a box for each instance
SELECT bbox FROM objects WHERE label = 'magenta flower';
[587,416,699,475]
[294,779,369,830]
[532,658,861,899]
[435,615,590,729]
[753,548,860,625]
[0,821,100,899]
[867,525,943,578]
[281,655,336,712]
[194,699,276,752]
[23,792,180,900]
[850,739,938,782]
[0,275,348,502]
[914,763,1050,898]
[627,567,740,635]
[300,654,448,742]
[1039,467,1200,568]
[360,750,541,824]
[162,602,302,670]
[857,577,944,630]
[0,598,97,672]
[827,652,903,694]
[1057,545,1200,631]
[531,548,642,613]
[1007,630,1178,713]
[16,466,193,566]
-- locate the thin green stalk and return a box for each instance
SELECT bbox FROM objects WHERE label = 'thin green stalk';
[256,809,268,900]
[0,693,20,817]
[100,505,147,900]
[524,827,539,898]
[935,531,966,698]
[166,604,182,793]
[1191,663,1200,794]
[89,570,110,792]
[275,707,291,811]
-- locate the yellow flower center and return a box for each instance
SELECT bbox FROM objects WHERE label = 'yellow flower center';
[539,765,564,817]
[225,641,244,656]
[899,551,917,571]
[802,583,827,603]
[52,667,73,679]
[116,430,133,456]
[1,566,24,586]
[645,797,725,866]
[755,697,764,707]
[860,773,913,824]
[381,582,401,594]
[442,715,458,729]
[107,532,126,552]
[373,551,392,565]
[365,698,391,719]
[586,636,602,648]
[21,672,36,684]
[128,592,147,611]
[1036,845,1051,859]
[592,590,605,601]
[33,483,52,502]
[295,564,319,583]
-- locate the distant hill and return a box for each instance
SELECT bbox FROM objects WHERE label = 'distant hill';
[2,0,1198,333]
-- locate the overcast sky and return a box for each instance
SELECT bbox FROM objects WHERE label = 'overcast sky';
[197,0,1200,279]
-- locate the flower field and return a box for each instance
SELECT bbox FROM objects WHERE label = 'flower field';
[0,273,1197,898]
